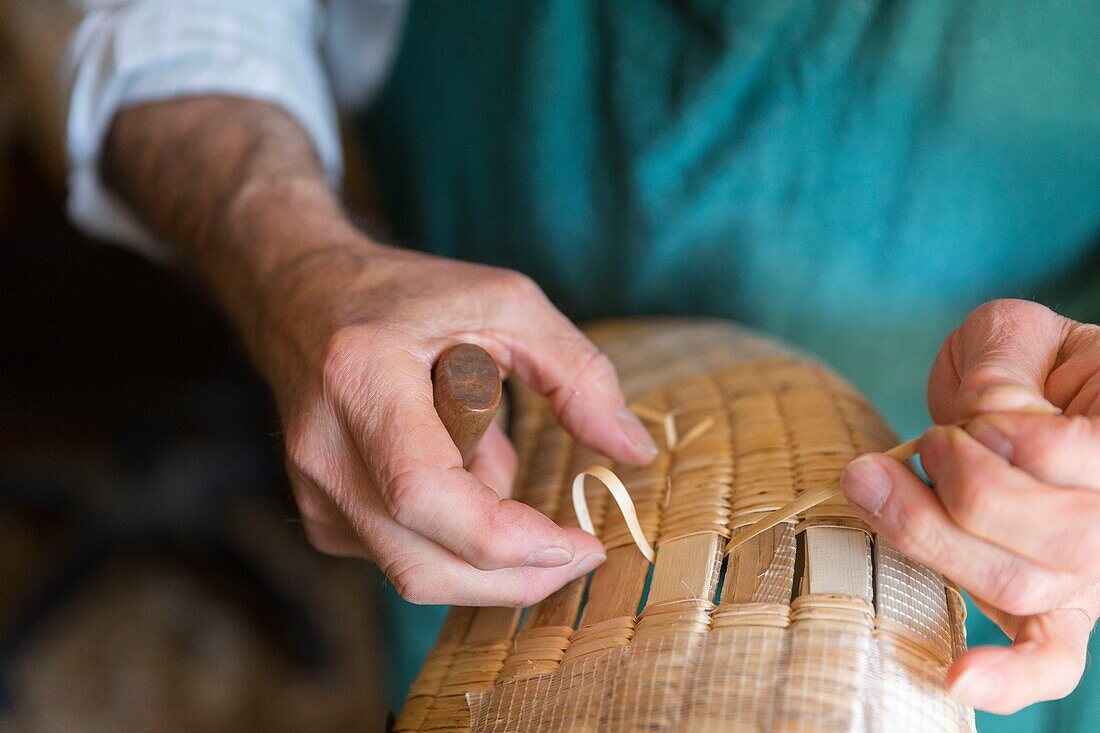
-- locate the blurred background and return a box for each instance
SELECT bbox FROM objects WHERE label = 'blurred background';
[0,2,390,730]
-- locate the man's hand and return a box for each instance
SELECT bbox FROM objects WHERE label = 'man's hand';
[267,242,658,606]
[841,299,1100,713]
[101,97,658,607]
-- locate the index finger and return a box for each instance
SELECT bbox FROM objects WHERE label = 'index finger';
[927,300,1067,423]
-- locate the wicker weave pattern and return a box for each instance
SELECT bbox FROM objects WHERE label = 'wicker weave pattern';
[397,320,975,733]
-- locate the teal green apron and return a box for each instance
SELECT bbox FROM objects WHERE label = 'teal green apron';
[363,2,1100,728]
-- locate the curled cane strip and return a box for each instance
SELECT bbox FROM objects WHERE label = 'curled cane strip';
[572,465,656,563]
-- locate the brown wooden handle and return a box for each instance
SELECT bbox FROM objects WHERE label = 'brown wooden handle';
[432,343,502,467]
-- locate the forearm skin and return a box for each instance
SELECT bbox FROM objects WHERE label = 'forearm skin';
[101,96,380,387]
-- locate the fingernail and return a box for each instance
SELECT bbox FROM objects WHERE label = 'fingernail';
[949,668,991,708]
[526,546,574,568]
[569,552,606,580]
[966,419,1013,460]
[841,455,892,515]
[616,406,659,457]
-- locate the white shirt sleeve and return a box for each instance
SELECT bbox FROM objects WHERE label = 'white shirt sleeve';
[66,0,343,258]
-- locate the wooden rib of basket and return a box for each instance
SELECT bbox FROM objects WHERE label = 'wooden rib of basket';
[398,319,975,733]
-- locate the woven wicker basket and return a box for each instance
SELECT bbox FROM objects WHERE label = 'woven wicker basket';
[397,319,975,733]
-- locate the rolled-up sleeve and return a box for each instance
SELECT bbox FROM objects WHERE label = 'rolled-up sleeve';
[66,0,341,256]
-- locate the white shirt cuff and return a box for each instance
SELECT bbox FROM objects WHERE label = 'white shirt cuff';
[66,0,341,256]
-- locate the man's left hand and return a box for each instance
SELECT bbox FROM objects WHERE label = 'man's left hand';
[841,298,1100,713]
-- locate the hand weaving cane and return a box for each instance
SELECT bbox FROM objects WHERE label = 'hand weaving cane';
[403,320,976,733]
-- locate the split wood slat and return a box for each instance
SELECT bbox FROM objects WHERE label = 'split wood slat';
[722,524,794,604]
[644,533,723,609]
[804,527,872,599]
[402,320,975,733]
[576,544,650,625]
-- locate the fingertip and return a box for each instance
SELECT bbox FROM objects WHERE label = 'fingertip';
[840,454,893,515]
[948,611,1091,713]
[568,550,607,581]
[947,651,1002,711]
[560,525,607,557]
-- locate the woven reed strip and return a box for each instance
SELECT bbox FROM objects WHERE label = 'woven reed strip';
[714,359,802,684]
[599,391,670,552]
[494,440,603,683]
[514,417,574,518]
[416,396,559,730]
[873,539,954,666]
[610,601,713,731]
[394,608,476,732]
[680,603,791,732]
[770,366,867,536]
[771,595,876,733]
[729,360,801,529]
[658,372,733,544]
[562,387,672,664]
[422,642,513,733]
[795,366,884,536]
[945,581,970,664]
[579,361,730,728]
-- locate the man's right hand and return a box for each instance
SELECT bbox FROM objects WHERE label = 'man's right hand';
[102,97,657,606]
[261,239,659,606]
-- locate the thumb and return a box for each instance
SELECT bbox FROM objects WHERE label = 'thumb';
[928,300,1069,422]
[947,607,1092,714]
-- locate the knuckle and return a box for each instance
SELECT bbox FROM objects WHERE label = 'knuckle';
[500,269,543,300]
[382,467,428,529]
[1064,411,1091,440]
[968,298,1045,332]
[285,420,333,488]
[509,587,540,609]
[320,325,381,399]
[559,347,618,408]
[293,485,333,525]
[385,556,439,605]
[579,348,618,386]
[1063,415,1095,450]
[320,327,362,378]
[512,573,555,608]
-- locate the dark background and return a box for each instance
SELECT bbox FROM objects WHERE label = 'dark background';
[0,3,388,730]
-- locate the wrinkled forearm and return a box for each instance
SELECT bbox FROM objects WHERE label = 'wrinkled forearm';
[101,96,379,371]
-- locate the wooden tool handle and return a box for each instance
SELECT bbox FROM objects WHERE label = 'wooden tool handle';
[432,343,502,467]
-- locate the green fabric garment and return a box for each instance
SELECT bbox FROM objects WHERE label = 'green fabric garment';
[362,1,1100,727]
